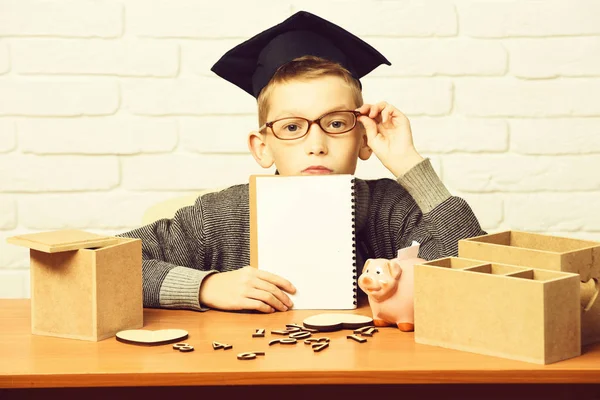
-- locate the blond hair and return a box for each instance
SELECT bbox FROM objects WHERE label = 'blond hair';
[257,55,363,128]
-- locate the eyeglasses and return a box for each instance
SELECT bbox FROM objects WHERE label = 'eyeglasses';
[259,110,361,140]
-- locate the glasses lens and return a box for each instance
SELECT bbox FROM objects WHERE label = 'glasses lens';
[272,118,309,139]
[320,111,356,134]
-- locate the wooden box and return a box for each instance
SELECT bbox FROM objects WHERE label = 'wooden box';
[414,257,581,364]
[7,230,144,341]
[458,231,600,345]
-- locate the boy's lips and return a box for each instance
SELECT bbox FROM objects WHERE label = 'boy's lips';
[302,166,333,174]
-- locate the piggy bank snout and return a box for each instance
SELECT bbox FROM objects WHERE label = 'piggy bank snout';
[358,274,380,290]
[358,274,372,286]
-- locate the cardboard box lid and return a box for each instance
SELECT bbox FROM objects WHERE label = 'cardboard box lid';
[6,230,119,253]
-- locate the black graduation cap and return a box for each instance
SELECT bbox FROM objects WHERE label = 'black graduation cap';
[211,11,391,98]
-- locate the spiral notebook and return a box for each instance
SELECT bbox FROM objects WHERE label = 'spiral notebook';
[249,174,357,309]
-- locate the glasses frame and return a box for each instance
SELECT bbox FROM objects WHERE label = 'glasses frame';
[258,110,362,140]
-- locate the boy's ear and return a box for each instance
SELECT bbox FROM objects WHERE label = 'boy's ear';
[358,130,372,161]
[248,131,274,168]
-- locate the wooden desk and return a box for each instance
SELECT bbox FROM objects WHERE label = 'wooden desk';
[1,299,600,399]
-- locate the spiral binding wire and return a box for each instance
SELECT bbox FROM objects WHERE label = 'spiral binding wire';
[351,177,357,306]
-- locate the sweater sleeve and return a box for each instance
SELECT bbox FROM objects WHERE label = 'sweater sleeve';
[116,201,218,311]
[394,158,488,260]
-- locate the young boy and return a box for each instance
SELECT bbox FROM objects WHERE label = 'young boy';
[117,11,486,314]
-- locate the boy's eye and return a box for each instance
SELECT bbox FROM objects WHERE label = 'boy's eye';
[329,120,345,129]
[283,124,299,132]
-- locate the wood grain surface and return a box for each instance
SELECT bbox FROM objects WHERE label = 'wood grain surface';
[2,299,600,389]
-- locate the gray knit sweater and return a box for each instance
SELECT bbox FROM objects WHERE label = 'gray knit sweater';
[117,158,486,311]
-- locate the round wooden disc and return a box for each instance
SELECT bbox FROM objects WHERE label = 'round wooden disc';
[116,329,189,346]
[303,313,373,332]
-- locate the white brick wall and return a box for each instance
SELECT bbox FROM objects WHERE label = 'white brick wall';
[0,80,120,116]
[1,0,599,298]
[0,41,9,74]
[19,117,178,154]
[458,0,600,37]
[12,39,180,77]
[0,0,123,37]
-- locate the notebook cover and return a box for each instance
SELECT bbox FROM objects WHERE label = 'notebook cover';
[249,174,357,309]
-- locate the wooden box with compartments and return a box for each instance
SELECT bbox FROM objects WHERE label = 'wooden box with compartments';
[459,231,600,346]
[414,257,581,364]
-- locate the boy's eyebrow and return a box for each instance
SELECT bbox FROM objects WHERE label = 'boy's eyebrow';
[274,105,352,119]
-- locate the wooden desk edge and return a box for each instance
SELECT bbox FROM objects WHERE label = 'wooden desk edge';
[2,370,600,389]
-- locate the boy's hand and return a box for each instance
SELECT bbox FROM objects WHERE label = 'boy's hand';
[199,266,296,313]
[356,102,425,177]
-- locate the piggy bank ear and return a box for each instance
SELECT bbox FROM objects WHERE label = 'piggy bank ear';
[388,260,402,280]
[362,259,372,273]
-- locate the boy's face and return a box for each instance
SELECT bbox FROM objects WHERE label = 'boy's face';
[248,75,372,176]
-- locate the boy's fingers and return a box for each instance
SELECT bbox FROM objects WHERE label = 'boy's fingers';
[254,279,293,309]
[247,288,288,312]
[358,115,379,143]
[369,101,388,118]
[368,105,380,118]
[242,298,275,314]
[382,104,395,124]
[257,269,296,294]
[356,104,371,114]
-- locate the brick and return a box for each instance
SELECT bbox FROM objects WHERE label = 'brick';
[0,197,16,230]
[0,0,122,38]
[361,78,453,116]
[0,81,119,116]
[122,78,256,116]
[505,193,600,232]
[450,192,503,231]
[543,231,600,243]
[0,120,16,153]
[507,37,600,78]
[455,79,600,117]
[0,230,32,269]
[19,117,177,155]
[510,119,600,155]
[0,270,30,299]
[443,155,600,192]
[355,154,441,181]
[127,0,290,38]
[0,155,119,192]
[180,116,256,153]
[125,78,449,118]
[12,39,179,77]
[459,0,600,37]
[290,1,457,37]
[182,39,250,76]
[410,117,508,153]
[19,192,194,230]
[0,41,8,74]
[121,154,270,190]
[366,38,506,77]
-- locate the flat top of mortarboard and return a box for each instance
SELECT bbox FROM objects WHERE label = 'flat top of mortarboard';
[211,11,391,98]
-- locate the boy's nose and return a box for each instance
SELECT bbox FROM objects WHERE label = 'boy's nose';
[304,124,329,155]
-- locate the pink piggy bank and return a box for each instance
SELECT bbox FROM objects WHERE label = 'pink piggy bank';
[358,241,426,332]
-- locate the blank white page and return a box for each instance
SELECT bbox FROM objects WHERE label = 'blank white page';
[253,174,356,310]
